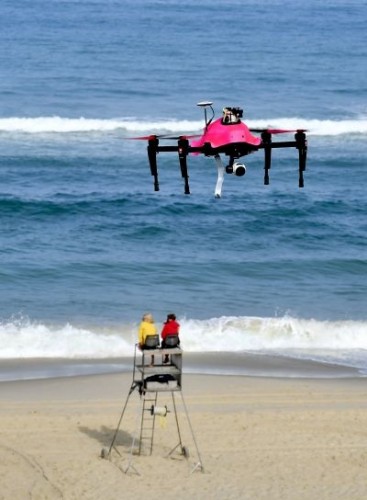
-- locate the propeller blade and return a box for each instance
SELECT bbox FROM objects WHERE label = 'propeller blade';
[159,134,201,140]
[251,128,307,135]
[126,133,201,141]
[267,129,298,134]
[126,135,159,140]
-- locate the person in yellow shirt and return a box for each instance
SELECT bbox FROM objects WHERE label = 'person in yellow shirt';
[138,313,158,366]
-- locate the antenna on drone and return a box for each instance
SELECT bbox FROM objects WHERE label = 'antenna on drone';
[197,101,214,129]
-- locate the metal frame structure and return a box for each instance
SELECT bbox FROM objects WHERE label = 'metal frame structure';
[146,130,307,196]
[102,344,204,475]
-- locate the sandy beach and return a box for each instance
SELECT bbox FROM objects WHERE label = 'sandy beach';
[1,371,367,500]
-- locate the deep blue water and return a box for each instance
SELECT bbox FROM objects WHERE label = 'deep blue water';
[0,0,366,371]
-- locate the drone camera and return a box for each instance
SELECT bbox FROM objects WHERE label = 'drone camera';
[222,107,243,124]
[231,107,243,119]
[226,162,246,176]
[233,162,246,176]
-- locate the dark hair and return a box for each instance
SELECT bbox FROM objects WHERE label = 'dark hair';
[166,313,176,321]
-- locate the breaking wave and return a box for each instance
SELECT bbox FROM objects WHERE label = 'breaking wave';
[1,314,366,359]
[0,116,366,136]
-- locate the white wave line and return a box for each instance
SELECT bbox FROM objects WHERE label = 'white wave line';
[0,116,366,136]
[0,117,203,134]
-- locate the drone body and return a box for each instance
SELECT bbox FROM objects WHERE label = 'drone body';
[191,113,261,149]
[134,102,307,197]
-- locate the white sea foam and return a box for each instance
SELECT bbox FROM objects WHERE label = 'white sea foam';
[249,117,367,137]
[0,317,133,359]
[0,116,366,136]
[181,316,367,352]
[0,117,203,134]
[1,315,366,360]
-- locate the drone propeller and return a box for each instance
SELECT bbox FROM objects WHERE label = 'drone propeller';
[126,134,160,141]
[127,134,200,141]
[251,128,307,135]
[159,134,201,140]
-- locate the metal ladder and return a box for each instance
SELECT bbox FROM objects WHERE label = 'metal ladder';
[139,392,158,455]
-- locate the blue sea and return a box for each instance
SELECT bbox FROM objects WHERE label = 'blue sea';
[0,0,366,381]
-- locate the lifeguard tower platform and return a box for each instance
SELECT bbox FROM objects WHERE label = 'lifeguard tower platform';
[101,339,204,474]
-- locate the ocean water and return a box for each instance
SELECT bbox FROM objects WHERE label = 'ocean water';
[0,0,366,380]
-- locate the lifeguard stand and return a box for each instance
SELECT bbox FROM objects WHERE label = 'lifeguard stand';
[102,340,204,475]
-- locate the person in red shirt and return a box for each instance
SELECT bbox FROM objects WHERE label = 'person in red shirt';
[161,313,180,363]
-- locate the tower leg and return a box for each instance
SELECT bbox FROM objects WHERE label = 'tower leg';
[166,391,185,458]
[123,395,145,475]
[180,391,205,473]
[103,382,139,459]
[166,390,204,473]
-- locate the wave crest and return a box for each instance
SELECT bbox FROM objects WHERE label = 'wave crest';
[1,315,366,359]
[0,116,366,136]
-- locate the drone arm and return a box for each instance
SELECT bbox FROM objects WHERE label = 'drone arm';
[263,141,298,149]
[258,131,308,188]
[156,145,204,154]
[151,141,206,195]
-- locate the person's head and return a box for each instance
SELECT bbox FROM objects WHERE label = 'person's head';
[142,313,154,323]
[166,313,176,322]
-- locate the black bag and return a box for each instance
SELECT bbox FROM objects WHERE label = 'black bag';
[144,374,175,388]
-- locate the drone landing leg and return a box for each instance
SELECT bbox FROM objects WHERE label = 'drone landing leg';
[261,131,272,185]
[213,154,225,198]
[147,137,160,191]
[295,131,307,188]
[298,153,305,188]
[178,138,190,194]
